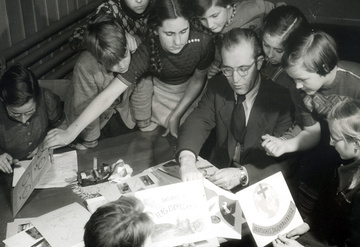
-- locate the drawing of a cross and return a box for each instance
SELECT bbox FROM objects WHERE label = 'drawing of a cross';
[257,183,268,199]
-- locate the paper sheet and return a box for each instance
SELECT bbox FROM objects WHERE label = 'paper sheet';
[13,150,78,188]
[30,202,90,247]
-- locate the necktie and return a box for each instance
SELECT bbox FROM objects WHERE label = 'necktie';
[233,94,246,144]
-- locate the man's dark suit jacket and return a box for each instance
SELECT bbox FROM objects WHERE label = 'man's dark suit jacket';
[177,74,296,187]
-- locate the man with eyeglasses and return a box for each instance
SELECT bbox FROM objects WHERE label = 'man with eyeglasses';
[0,64,65,173]
[176,28,296,191]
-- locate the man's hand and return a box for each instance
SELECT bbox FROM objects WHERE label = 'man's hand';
[286,223,310,239]
[261,134,287,157]
[208,168,242,190]
[0,153,17,173]
[272,234,304,247]
[179,154,203,181]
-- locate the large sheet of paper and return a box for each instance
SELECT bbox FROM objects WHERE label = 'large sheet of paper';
[236,172,304,247]
[13,150,78,188]
[12,147,53,216]
[134,180,216,247]
[30,202,90,247]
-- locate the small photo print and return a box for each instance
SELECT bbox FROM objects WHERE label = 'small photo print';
[18,222,32,232]
[31,238,51,247]
[140,175,154,186]
[117,182,132,194]
[25,227,43,240]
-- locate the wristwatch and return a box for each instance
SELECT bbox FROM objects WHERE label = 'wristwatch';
[238,166,249,186]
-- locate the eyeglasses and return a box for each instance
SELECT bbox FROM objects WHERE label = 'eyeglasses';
[6,106,36,118]
[221,60,256,77]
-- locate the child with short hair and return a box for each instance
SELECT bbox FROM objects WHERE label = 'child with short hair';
[69,0,154,52]
[191,0,276,78]
[84,196,153,247]
[65,14,136,150]
[0,64,65,173]
[261,5,310,138]
[273,99,360,247]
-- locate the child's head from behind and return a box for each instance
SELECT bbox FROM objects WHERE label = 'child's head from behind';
[192,0,233,33]
[328,100,360,161]
[262,5,309,65]
[282,30,339,95]
[85,14,130,73]
[0,64,40,123]
[84,196,153,247]
[124,0,151,15]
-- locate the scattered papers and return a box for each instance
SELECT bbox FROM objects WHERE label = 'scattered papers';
[135,180,216,247]
[6,218,35,239]
[30,202,90,247]
[4,203,89,247]
[13,150,78,188]
[237,172,304,247]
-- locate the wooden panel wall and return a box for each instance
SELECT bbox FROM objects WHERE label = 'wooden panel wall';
[0,0,100,51]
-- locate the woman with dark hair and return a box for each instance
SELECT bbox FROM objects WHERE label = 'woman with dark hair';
[0,64,65,173]
[43,0,215,149]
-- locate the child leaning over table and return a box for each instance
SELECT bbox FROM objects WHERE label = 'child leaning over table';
[64,14,137,150]
[0,64,65,174]
[273,99,360,247]
[84,196,153,247]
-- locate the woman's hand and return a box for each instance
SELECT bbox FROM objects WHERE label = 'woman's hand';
[162,111,180,138]
[261,134,287,157]
[125,32,141,53]
[273,234,304,247]
[43,128,75,150]
[0,153,17,173]
[286,223,310,239]
[207,61,221,79]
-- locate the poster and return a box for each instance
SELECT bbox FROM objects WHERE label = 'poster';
[236,172,304,247]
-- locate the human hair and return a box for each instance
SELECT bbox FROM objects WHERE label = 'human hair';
[263,5,309,48]
[147,0,193,75]
[192,0,233,17]
[84,196,153,247]
[84,13,127,70]
[0,63,40,107]
[282,30,339,76]
[328,100,360,188]
[220,28,263,59]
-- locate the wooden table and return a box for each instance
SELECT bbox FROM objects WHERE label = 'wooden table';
[0,127,177,246]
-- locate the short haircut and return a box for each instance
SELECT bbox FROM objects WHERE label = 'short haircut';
[84,196,153,247]
[192,0,233,17]
[282,30,339,76]
[263,5,309,48]
[220,28,263,59]
[84,14,127,70]
[0,63,40,107]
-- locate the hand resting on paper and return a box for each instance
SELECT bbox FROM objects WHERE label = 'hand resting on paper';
[208,168,242,190]
[179,154,203,181]
[0,153,19,173]
[286,223,310,239]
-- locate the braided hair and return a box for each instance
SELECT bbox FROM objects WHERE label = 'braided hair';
[147,0,193,76]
